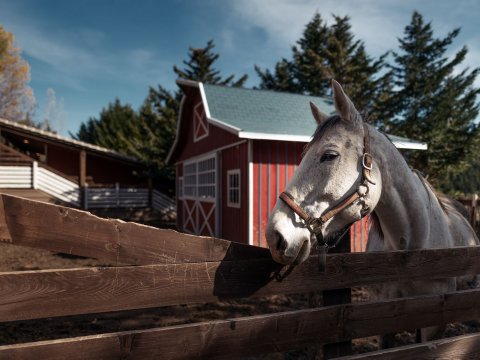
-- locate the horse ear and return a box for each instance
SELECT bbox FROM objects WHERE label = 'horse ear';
[310,101,330,125]
[331,79,361,123]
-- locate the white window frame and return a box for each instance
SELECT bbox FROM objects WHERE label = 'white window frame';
[183,154,216,203]
[177,176,184,199]
[227,169,241,208]
[193,102,209,142]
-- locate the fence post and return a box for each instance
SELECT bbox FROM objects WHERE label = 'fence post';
[148,178,153,209]
[472,193,479,229]
[322,230,352,359]
[31,161,38,189]
[83,184,88,210]
[116,182,120,207]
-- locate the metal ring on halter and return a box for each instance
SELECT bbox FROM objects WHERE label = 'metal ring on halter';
[362,153,373,170]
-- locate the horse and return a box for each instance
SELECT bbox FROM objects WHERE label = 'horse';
[265,79,479,347]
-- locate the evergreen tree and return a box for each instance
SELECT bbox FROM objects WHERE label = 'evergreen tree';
[389,11,480,188]
[75,40,247,190]
[255,13,390,125]
[142,39,248,188]
[74,99,144,160]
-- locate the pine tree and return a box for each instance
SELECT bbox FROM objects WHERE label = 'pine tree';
[142,40,248,187]
[389,11,480,188]
[0,25,35,121]
[74,99,144,160]
[75,40,247,190]
[255,14,389,125]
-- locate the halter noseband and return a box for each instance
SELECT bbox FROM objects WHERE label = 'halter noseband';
[279,123,375,269]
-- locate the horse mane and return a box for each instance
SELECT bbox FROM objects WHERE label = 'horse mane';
[410,169,472,221]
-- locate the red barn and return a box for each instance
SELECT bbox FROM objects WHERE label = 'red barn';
[167,79,427,251]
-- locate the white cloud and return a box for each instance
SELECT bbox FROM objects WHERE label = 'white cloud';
[229,0,480,59]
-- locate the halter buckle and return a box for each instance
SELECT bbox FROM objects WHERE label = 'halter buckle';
[362,153,373,171]
[305,217,323,236]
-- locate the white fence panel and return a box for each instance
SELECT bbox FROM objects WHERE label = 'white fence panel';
[152,190,175,213]
[37,167,80,206]
[86,186,149,208]
[0,166,32,188]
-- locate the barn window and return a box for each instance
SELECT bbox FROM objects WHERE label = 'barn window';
[227,169,241,208]
[183,155,216,202]
[193,102,209,142]
[184,163,197,198]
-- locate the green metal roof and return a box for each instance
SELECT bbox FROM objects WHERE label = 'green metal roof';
[201,83,426,149]
[203,84,335,138]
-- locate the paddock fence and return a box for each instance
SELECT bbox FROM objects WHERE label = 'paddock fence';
[1,193,480,359]
[458,193,479,231]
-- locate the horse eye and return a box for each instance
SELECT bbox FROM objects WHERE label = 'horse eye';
[320,151,339,163]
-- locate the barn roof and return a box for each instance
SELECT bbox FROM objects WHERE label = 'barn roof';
[169,80,427,163]
[0,117,141,164]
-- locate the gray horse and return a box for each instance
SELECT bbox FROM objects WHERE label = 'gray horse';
[266,79,479,347]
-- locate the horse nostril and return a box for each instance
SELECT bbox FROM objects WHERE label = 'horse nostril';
[275,232,288,252]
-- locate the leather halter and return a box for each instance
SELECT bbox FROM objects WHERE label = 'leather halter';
[279,123,375,252]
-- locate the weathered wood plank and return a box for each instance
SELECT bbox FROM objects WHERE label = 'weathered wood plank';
[0,194,270,265]
[2,290,480,360]
[3,243,480,321]
[338,333,480,360]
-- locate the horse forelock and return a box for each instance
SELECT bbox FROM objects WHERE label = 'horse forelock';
[302,115,342,157]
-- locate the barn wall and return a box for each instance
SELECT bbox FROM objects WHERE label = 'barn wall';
[221,142,249,244]
[251,139,368,251]
[252,140,304,247]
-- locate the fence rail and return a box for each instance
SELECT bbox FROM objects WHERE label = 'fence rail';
[1,194,480,359]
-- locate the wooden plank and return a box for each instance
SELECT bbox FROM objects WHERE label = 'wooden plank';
[3,290,480,360]
[0,194,270,265]
[4,243,480,321]
[338,333,480,360]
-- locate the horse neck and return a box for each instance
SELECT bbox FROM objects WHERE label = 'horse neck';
[369,129,450,251]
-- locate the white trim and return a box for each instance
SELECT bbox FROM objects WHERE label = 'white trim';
[248,140,253,246]
[166,95,186,164]
[183,153,217,203]
[173,140,247,166]
[391,141,428,150]
[208,117,241,134]
[239,131,312,142]
[198,82,211,119]
[227,169,241,208]
[177,176,184,199]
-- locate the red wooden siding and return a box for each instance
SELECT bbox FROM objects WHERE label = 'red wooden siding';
[221,142,249,243]
[251,139,368,251]
[252,140,304,247]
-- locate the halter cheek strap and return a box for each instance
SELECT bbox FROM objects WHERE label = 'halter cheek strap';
[279,124,375,271]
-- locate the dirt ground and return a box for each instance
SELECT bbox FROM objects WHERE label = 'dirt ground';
[1,242,480,359]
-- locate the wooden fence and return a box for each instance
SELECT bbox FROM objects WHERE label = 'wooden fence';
[458,194,479,230]
[1,193,480,359]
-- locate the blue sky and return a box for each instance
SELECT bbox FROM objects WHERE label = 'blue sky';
[1,0,479,136]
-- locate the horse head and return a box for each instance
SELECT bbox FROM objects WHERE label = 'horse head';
[266,80,382,265]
